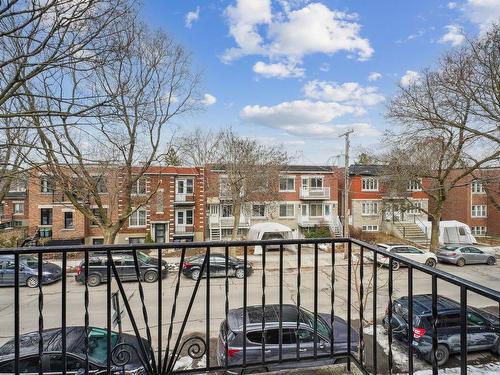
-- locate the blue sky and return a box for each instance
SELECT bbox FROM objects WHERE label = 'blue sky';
[143,0,499,164]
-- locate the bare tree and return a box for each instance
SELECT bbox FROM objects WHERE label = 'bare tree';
[27,18,200,244]
[176,128,224,167]
[385,25,500,251]
[212,129,290,240]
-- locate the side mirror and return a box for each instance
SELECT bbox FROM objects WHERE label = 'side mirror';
[319,339,326,349]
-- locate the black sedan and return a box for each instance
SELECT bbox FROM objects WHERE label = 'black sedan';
[182,253,253,280]
[0,255,62,288]
[0,326,151,373]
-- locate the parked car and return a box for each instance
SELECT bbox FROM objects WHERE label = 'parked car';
[0,255,62,288]
[0,326,150,374]
[182,253,253,280]
[367,243,437,270]
[75,250,168,287]
[437,245,496,266]
[383,294,500,366]
[217,304,359,372]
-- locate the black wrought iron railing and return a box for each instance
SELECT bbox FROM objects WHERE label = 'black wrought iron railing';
[0,238,499,375]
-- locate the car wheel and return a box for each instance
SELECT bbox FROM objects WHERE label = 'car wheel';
[487,257,496,265]
[144,270,158,283]
[191,269,201,281]
[425,258,437,268]
[87,274,101,287]
[434,344,450,366]
[457,258,466,267]
[26,276,39,288]
[391,261,400,271]
[235,268,245,279]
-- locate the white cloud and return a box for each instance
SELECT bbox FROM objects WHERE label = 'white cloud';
[439,24,465,46]
[222,0,373,75]
[240,100,379,138]
[400,70,421,87]
[447,2,458,9]
[253,61,305,78]
[464,0,500,32]
[368,72,382,81]
[201,93,217,106]
[319,63,330,72]
[303,81,385,106]
[185,6,200,28]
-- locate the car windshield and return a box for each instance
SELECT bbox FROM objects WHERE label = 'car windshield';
[22,256,39,269]
[136,251,151,263]
[80,328,119,364]
[301,309,331,339]
[440,246,458,251]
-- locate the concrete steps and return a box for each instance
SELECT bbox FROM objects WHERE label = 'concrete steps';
[394,222,428,244]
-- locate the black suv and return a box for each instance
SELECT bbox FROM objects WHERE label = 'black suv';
[75,251,168,287]
[383,294,500,366]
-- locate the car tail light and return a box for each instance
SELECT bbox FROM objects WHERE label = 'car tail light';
[182,261,191,268]
[76,266,82,276]
[413,327,426,338]
[227,348,240,358]
[449,252,456,256]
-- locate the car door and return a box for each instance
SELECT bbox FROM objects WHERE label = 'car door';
[407,247,426,263]
[122,256,140,280]
[208,255,226,277]
[0,355,41,373]
[467,311,497,350]
[46,353,99,374]
[460,247,474,264]
[435,313,462,353]
[467,247,486,264]
[1,259,16,286]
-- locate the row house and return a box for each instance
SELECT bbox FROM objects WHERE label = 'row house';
[347,165,429,235]
[206,165,341,240]
[0,177,30,232]
[24,166,205,245]
[439,168,499,237]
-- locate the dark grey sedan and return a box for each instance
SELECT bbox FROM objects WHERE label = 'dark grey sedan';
[217,304,358,373]
[437,245,496,267]
[0,255,62,288]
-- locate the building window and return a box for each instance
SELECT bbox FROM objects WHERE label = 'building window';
[279,176,295,191]
[407,179,422,192]
[221,204,232,218]
[13,203,24,215]
[176,178,194,194]
[362,202,379,215]
[407,201,423,214]
[362,225,379,232]
[471,205,487,218]
[129,237,146,244]
[361,177,379,191]
[64,212,74,229]
[129,208,147,227]
[252,204,266,217]
[176,209,193,225]
[39,227,52,238]
[471,226,487,236]
[471,180,485,194]
[40,176,53,193]
[309,203,323,217]
[219,176,230,197]
[156,191,164,213]
[93,176,107,193]
[92,238,104,245]
[324,204,332,217]
[9,178,26,192]
[40,208,53,225]
[279,204,295,218]
[90,208,107,226]
[133,178,147,195]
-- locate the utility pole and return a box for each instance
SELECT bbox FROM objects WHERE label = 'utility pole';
[339,130,354,239]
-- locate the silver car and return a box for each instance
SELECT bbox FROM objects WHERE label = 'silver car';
[437,245,496,267]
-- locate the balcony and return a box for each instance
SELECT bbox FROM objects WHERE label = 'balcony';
[300,186,330,199]
[1,238,499,375]
[298,214,335,227]
[209,215,251,228]
[174,224,194,235]
[174,193,195,205]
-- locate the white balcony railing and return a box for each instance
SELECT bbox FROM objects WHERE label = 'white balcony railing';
[299,187,330,199]
[298,215,335,227]
[175,225,194,234]
[175,193,194,203]
[210,215,250,228]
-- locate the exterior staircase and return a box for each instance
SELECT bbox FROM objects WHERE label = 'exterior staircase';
[394,222,428,245]
[209,227,222,240]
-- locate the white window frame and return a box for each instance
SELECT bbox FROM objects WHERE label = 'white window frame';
[309,203,323,217]
[362,225,379,232]
[251,204,266,218]
[176,178,194,195]
[176,209,194,225]
[407,179,422,192]
[279,176,295,192]
[9,178,26,193]
[361,177,379,191]
[279,204,295,218]
[362,202,379,216]
[13,202,24,215]
[407,201,423,214]
[133,178,147,195]
[40,176,53,193]
[471,180,485,194]
[129,208,147,227]
[471,226,487,236]
[471,205,487,218]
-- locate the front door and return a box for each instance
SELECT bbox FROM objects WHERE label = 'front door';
[154,223,167,243]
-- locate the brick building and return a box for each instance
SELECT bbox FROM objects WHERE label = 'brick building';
[0,176,29,232]
[206,165,341,240]
[23,166,205,245]
[439,168,499,237]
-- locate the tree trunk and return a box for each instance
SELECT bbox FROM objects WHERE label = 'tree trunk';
[231,202,241,240]
[430,214,441,253]
[102,228,119,245]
